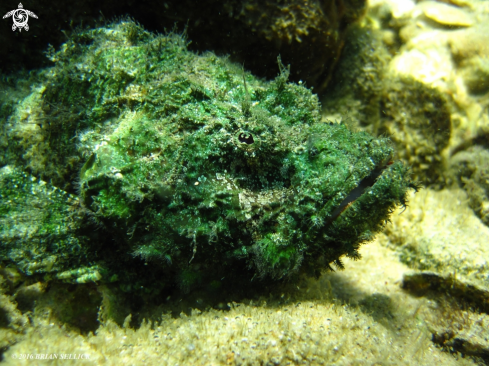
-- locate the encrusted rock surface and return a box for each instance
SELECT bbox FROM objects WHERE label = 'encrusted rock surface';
[0,0,367,92]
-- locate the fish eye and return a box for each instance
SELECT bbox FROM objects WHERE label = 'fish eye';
[234,130,260,152]
[238,133,254,145]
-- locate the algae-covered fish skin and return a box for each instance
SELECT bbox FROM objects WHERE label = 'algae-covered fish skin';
[0,166,96,280]
[2,21,415,290]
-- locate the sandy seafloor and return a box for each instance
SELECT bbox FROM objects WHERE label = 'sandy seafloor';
[1,0,489,364]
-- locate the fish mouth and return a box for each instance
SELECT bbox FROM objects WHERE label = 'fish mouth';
[329,160,394,221]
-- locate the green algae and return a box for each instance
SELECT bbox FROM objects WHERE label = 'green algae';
[1,21,415,293]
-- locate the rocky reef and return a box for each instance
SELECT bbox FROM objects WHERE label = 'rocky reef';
[0,0,367,92]
[3,0,489,364]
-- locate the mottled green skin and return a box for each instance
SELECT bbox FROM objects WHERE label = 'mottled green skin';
[0,166,96,280]
[67,22,414,281]
[1,21,414,290]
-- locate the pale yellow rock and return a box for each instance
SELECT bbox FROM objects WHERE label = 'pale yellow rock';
[389,45,454,90]
[386,188,489,289]
[369,0,416,19]
[444,0,474,8]
[421,1,475,27]
[1,269,475,366]
[449,26,489,61]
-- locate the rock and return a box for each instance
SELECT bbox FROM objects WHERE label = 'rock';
[369,0,416,19]
[377,77,451,186]
[448,26,489,94]
[387,186,489,360]
[0,0,367,92]
[403,272,489,360]
[421,1,475,27]
[450,145,489,225]
[386,188,489,292]
[449,26,489,61]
